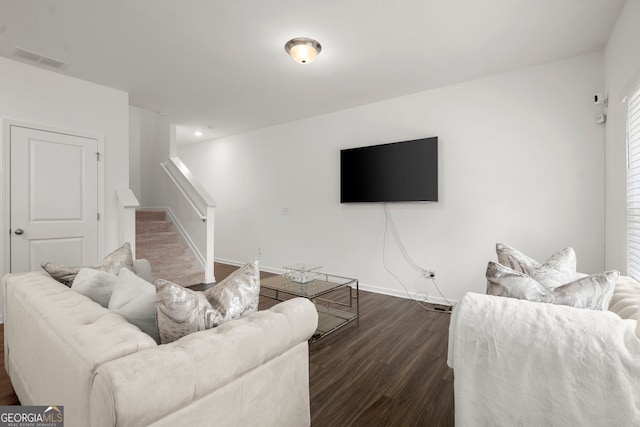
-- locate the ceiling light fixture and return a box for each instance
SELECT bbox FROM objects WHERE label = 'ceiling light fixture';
[284,37,322,64]
[194,131,203,137]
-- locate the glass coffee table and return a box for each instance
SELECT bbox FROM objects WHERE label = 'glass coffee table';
[260,271,359,342]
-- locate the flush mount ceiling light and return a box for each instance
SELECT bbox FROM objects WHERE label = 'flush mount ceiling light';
[284,37,322,64]
[194,131,203,137]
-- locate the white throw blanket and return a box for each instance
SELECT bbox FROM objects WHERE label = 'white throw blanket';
[448,292,640,426]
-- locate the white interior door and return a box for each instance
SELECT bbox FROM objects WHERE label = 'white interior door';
[10,126,99,272]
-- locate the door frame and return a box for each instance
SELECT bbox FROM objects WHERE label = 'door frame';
[1,119,105,278]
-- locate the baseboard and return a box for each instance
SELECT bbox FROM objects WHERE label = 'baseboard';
[215,257,284,276]
[215,257,456,307]
[358,282,456,307]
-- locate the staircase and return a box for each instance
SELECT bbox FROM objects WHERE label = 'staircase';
[135,210,205,287]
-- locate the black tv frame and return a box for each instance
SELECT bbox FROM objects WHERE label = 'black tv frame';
[340,137,438,203]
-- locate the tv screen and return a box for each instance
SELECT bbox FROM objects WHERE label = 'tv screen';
[340,137,438,203]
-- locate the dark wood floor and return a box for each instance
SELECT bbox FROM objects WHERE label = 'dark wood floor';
[0,326,19,405]
[0,262,454,425]
[209,262,455,426]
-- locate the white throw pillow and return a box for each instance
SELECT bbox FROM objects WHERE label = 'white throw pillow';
[71,268,118,308]
[496,243,576,289]
[109,267,160,343]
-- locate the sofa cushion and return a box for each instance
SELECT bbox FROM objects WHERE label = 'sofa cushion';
[156,259,260,344]
[609,275,640,320]
[486,261,618,310]
[41,242,134,286]
[109,268,160,343]
[496,243,577,289]
[71,268,118,308]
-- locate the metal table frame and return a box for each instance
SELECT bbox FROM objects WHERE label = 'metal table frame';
[260,272,359,342]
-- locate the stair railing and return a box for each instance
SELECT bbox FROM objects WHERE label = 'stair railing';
[159,157,216,283]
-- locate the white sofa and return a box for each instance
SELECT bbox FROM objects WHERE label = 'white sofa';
[448,276,640,426]
[3,268,318,427]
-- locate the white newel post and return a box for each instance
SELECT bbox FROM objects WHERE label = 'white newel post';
[116,189,140,258]
[205,205,215,283]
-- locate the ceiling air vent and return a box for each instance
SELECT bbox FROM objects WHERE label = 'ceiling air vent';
[13,47,68,69]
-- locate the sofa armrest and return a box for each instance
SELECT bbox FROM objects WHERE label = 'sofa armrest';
[3,272,157,427]
[90,298,318,427]
[449,293,640,425]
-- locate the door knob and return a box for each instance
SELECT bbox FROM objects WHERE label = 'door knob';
[14,229,24,235]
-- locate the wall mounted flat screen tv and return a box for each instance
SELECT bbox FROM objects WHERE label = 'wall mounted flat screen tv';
[340,137,438,203]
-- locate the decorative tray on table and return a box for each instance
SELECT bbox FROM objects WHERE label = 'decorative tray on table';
[283,263,322,284]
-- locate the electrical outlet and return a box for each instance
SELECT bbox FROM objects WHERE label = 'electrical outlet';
[422,268,436,279]
[258,247,263,256]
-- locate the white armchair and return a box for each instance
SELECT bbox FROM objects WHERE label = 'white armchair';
[448,279,640,426]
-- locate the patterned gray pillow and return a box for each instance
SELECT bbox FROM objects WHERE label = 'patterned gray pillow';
[551,271,619,310]
[41,242,134,286]
[204,259,260,322]
[496,243,576,289]
[486,261,619,310]
[155,280,218,345]
[496,243,539,275]
[156,259,260,344]
[486,261,551,303]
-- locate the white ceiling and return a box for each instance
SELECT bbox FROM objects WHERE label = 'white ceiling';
[0,0,627,144]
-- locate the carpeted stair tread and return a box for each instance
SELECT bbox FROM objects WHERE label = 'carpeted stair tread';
[135,210,167,221]
[136,231,182,245]
[146,255,197,269]
[136,241,190,257]
[136,220,174,234]
[135,209,205,287]
[137,242,187,252]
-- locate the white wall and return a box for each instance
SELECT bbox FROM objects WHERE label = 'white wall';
[129,108,142,200]
[0,56,129,279]
[604,0,640,273]
[179,52,605,303]
[131,108,214,281]
[129,106,171,207]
